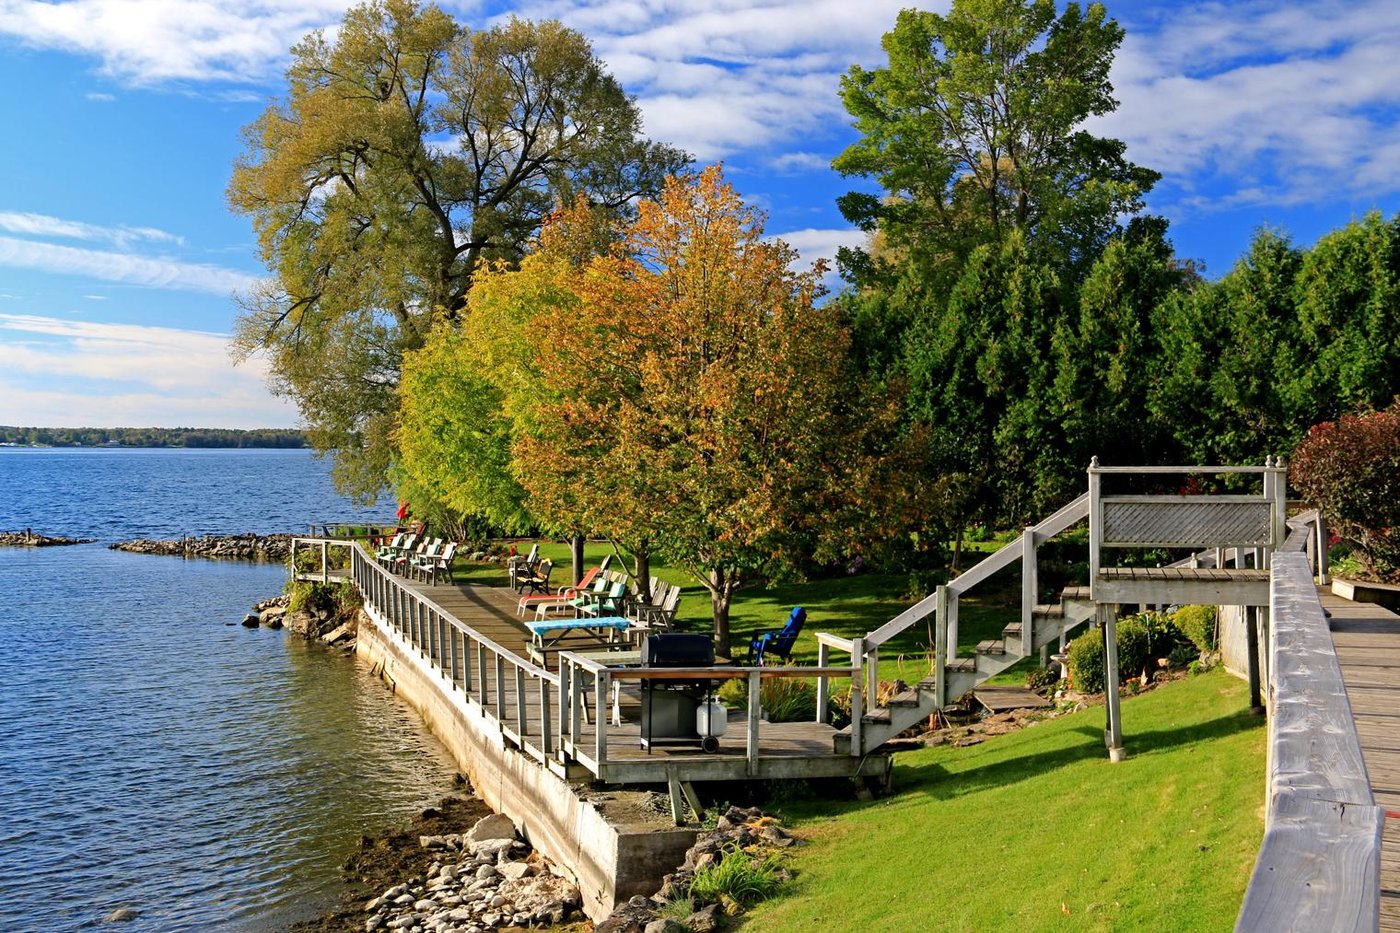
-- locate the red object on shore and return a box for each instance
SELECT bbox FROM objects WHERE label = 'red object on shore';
[396,500,409,521]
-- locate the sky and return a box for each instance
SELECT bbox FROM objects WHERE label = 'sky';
[1,0,1399,429]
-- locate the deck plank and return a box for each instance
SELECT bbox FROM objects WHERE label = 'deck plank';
[1324,588,1400,927]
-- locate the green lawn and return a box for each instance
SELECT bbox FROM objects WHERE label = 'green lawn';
[745,669,1265,932]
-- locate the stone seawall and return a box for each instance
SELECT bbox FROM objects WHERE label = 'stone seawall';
[353,604,696,923]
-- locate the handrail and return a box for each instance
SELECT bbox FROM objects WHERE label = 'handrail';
[1088,464,1283,475]
[1236,548,1383,931]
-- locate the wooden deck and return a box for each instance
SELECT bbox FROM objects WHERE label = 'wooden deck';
[380,571,887,786]
[1094,565,1270,605]
[1325,589,1400,931]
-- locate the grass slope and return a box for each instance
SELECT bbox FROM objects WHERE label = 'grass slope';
[747,670,1265,932]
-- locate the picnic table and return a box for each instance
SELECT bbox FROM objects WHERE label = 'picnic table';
[524,615,635,667]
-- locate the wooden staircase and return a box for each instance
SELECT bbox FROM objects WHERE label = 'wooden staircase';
[834,586,1095,754]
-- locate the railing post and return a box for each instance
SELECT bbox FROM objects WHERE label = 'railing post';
[320,539,328,583]
[1088,457,1102,601]
[849,637,864,757]
[494,654,505,721]
[747,669,761,775]
[1021,526,1037,656]
[477,643,489,704]
[569,662,582,752]
[816,642,830,724]
[934,587,949,709]
[515,666,528,737]
[594,670,609,768]
[1315,512,1329,585]
[539,675,553,756]
[1271,457,1288,569]
[865,647,879,710]
[557,661,570,757]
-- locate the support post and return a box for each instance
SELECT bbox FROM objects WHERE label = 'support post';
[1021,526,1037,656]
[1245,605,1265,716]
[849,638,864,757]
[594,671,609,767]
[1101,604,1126,762]
[539,676,553,755]
[1315,512,1330,585]
[747,669,762,775]
[816,641,830,724]
[667,774,686,826]
[1088,458,1102,601]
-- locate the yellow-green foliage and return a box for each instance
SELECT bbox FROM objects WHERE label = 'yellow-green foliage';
[1067,627,1104,693]
[1173,604,1217,652]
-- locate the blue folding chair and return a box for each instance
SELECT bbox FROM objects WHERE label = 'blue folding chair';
[744,607,807,665]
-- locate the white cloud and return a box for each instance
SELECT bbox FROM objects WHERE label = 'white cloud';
[0,0,355,84]
[772,226,865,267]
[0,210,184,247]
[768,151,831,174]
[0,312,296,428]
[1101,0,1400,212]
[0,235,258,295]
[84,91,115,101]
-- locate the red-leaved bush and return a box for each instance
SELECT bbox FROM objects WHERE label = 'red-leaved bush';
[1292,401,1400,580]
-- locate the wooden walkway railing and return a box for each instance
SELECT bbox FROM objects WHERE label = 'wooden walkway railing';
[1236,523,1384,931]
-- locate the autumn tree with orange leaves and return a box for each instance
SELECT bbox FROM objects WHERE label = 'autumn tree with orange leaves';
[516,167,926,654]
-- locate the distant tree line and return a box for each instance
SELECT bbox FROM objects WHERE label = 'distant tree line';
[0,427,308,448]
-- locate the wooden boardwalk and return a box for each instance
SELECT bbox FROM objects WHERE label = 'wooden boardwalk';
[381,571,884,785]
[1324,589,1400,931]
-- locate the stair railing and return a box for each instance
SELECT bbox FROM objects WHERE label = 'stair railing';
[815,492,1090,745]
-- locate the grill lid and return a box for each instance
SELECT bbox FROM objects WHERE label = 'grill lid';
[641,633,714,667]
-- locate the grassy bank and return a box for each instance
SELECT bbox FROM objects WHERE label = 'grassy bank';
[746,669,1264,931]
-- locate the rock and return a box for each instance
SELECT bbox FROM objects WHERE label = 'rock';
[438,864,458,881]
[102,908,140,923]
[468,838,513,858]
[758,825,793,847]
[414,899,437,911]
[384,883,408,899]
[489,894,508,909]
[420,835,449,849]
[365,915,386,932]
[241,613,260,627]
[466,813,516,844]
[686,903,722,932]
[497,862,531,881]
[322,621,353,644]
[644,919,686,933]
[475,864,497,881]
[628,895,651,909]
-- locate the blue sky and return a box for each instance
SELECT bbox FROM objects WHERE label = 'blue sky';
[1,0,1398,428]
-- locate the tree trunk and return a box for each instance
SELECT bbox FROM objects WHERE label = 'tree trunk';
[710,567,732,658]
[631,539,651,603]
[570,533,585,587]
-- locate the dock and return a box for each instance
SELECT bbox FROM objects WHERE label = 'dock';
[1326,590,1400,932]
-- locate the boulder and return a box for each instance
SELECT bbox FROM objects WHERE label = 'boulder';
[240,614,260,628]
[466,813,517,844]
[686,903,722,932]
[102,908,139,923]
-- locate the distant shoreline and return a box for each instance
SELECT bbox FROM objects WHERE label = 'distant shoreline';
[0,426,308,449]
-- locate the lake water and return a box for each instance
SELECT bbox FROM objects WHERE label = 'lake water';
[0,449,461,931]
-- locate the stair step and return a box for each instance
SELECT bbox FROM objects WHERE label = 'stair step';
[947,657,976,673]
[862,708,892,724]
[1003,622,1022,637]
[1032,603,1064,618]
[917,677,937,691]
[888,689,920,707]
[1061,586,1092,601]
[976,639,1006,656]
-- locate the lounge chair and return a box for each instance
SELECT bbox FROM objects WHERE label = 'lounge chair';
[507,544,540,590]
[424,541,458,585]
[519,559,554,596]
[407,539,443,581]
[518,559,608,616]
[374,532,406,564]
[631,584,681,633]
[576,578,627,618]
[743,607,807,665]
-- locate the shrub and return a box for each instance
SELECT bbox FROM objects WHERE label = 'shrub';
[1025,665,1060,693]
[1067,628,1104,693]
[687,847,788,907]
[1115,616,1150,678]
[718,676,820,723]
[1293,402,1400,579]
[1172,605,1217,652]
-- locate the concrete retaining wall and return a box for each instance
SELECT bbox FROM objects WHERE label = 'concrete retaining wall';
[354,606,695,922]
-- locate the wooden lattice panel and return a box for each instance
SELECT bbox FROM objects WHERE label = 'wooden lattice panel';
[1101,496,1273,548]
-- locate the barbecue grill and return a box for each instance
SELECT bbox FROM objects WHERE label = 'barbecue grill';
[640,633,726,753]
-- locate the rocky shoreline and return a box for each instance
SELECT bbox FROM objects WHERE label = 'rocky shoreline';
[1,529,95,547]
[111,532,295,562]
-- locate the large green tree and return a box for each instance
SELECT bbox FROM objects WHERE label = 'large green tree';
[229,0,687,499]
[834,0,1158,289]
